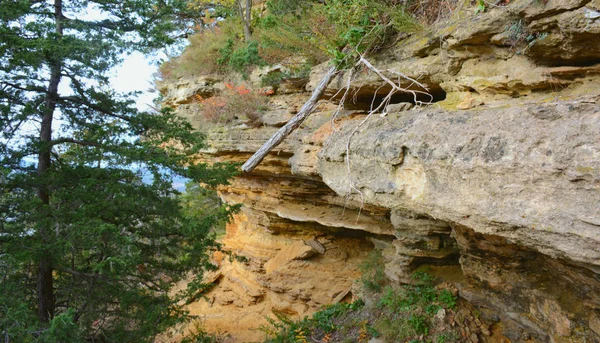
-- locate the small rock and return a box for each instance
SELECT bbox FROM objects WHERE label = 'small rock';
[305,239,326,254]
[589,311,600,336]
[457,92,483,110]
[436,308,447,321]
[261,109,294,127]
[387,102,414,113]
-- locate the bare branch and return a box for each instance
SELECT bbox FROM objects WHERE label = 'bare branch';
[241,65,341,173]
[340,53,434,220]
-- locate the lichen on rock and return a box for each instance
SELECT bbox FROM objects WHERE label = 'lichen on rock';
[159,1,600,341]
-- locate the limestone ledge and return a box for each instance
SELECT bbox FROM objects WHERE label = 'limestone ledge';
[160,1,600,341]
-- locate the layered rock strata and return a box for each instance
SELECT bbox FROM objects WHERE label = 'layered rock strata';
[161,1,600,342]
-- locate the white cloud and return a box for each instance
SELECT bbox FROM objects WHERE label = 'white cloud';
[110,52,163,111]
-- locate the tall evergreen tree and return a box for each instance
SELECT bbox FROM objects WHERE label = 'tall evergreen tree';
[0,0,235,341]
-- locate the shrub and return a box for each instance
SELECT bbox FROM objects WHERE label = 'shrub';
[159,0,428,82]
[262,272,461,343]
[158,19,243,82]
[181,319,220,343]
[259,64,311,90]
[224,41,266,75]
[255,8,332,66]
[197,83,269,126]
[258,0,422,68]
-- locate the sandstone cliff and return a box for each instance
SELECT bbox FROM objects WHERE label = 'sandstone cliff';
[161,1,600,342]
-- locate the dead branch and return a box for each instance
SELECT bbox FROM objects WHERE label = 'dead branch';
[241,65,341,173]
[342,53,433,215]
[241,50,433,177]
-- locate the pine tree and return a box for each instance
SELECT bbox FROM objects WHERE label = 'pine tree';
[0,1,235,341]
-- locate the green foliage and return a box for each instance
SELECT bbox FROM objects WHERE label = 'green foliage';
[436,332,460,343]
[408,314,429,335]
[181,181,238,233]
[0,1,236,342]
[218,38,236,66]
[373,316,416,342]
[260,71,292,88]
[316,0,419,66]
[359,250,387,292]
[160,0,421,81]
[259,67,312,90]
[262,311,312,343]
[311,302,355,333]
[263,300,364,342]
[160,19,244,80]
[504,19,548,53]
[180,320,221,343]
[265,0,313,16]
[262,272,461,342]
[224,41,266,75]
[372,272,459,340]
[438,289,457,309]
[40,310,83,343]
[476,0,487,13]
[216,37,266,77]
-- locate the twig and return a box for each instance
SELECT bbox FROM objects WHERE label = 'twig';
[241,65,341,173]
[340,52,433,218]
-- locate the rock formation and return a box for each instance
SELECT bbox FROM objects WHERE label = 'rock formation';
[160,1,600,342]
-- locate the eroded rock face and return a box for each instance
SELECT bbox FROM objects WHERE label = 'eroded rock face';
[317,101,600,267]
[310,100,599,342]
[160,1,600,342]
[454,225,600,342]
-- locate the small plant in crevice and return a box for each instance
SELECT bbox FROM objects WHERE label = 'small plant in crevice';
[259,64,312,91]
[196,83,269,126]
[476,0,486,13]
[506,19,528,47]
[358,250,387,293]
[260,71,292,89]
[505,19,549,53]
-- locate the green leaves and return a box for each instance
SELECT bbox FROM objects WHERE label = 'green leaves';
[0,0,237,341]
[218,39,266,75]
[477,0,487,13]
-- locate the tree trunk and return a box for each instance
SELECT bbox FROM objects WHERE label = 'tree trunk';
[238,0,252,42]
[37,0,63,323]
[241,65,340,173]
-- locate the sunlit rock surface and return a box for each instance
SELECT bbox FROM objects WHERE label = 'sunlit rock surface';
[160,1,600,341]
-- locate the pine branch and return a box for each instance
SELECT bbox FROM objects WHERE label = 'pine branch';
[49,138,102,148]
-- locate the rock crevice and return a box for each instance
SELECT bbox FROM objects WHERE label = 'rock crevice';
[161,1,600,341]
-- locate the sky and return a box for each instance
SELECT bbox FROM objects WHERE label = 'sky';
[13,4,190,191]
[109,52,161,111]
[110,53,191,191]
[109,53,190,191]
